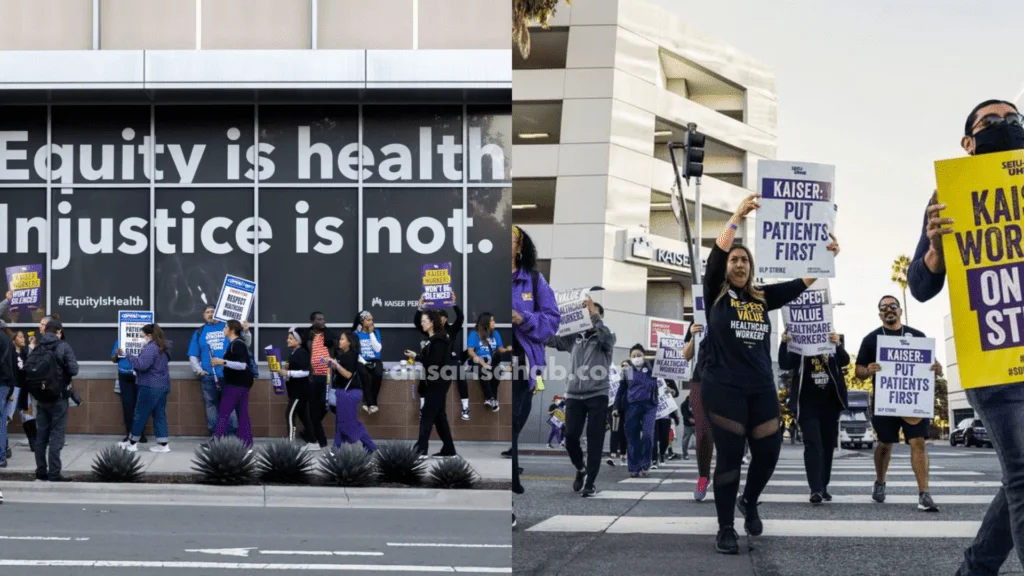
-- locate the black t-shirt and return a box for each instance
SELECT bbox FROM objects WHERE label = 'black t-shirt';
[800,355,842,412]
[702,244,809,390]
[856,324,927,410]
[223,338,253,389]
[286,347,311,390]
[332,349,360,389]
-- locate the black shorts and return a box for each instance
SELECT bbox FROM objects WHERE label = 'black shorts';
[700,381,781,433]
[872,416,931,444]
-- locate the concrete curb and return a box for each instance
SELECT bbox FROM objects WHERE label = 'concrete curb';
[0,481,511,511]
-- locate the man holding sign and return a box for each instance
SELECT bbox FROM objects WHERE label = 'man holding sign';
[855,296,942,512]
[910,99,1024,575]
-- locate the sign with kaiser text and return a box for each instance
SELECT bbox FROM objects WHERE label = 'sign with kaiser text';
[6,264,43,313]
[874,335,935,419]
[420,262,454,309]
[755,160,837,279]
[214,274,256,323]
[936,150,1024,389]
[118,310,153,358]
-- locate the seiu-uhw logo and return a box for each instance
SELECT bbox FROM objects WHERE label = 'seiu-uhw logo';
[791,166,807,175]
[900,339,910,346]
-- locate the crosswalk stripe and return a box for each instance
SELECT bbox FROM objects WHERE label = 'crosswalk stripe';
[618,479,1001,487]
[655,463,936,470]
[527,516,983,537]
[644,469,980,476]
[588,491,996,505]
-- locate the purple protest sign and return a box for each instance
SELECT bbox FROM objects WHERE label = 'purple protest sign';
[420,262,454,310]
[264,346,285,396]
[5,264,43,314]
[966,262,1024,351]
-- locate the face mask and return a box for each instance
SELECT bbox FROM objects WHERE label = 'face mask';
[974,122,1024,155]
[630,357,644,368]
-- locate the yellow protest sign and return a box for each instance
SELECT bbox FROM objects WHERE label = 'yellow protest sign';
[935,150,1024,389]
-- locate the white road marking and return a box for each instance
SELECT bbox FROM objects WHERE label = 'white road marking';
[387,543,511,549]
[619,478,1001,487]
[527,516,983,538]
[260,551,384,557]
[589,491,996,504]
[645,469,978,476]
[656,463,934,470]
[0,536,90,541]
[0,560,511,573]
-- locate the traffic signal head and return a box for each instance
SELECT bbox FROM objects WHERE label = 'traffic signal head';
[683,130,705,181]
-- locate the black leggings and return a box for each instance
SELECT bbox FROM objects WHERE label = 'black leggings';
[701,380,783,529]
[363,361,383,407]
[655,418,672,460]
[800,412,839,493]
[308,376,329,448]
[285,381,315,443]
[416,381,455,456]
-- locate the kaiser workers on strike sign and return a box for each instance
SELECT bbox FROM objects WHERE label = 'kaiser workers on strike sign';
[755,160,837,279]
[936,150,1024,389]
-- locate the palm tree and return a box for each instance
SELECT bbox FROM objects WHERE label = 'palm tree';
[513,0,572,59]
[891,254,911,324]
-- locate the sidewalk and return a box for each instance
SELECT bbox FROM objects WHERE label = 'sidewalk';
[0,436,511,482]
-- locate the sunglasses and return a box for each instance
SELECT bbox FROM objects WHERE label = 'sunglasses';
[878,303,900,311]
[974,113,1024,132]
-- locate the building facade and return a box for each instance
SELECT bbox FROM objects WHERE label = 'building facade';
[512,0,779,442]
[0,0,512,441]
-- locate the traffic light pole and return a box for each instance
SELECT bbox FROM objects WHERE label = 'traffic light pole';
[667,126,703,286]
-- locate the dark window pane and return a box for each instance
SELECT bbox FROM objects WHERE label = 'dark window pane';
[51,105,150,185]
[154,105,255,185]
[59,327,118,362]
[0,189,48,323]
[51,188,150,322]
[257,105,359,184]
[467,105,511,184]
[467,187,510,324]
[361,106,463,185]
[160,326,203,362]
[257,188,357,323]
[0,106,47,185]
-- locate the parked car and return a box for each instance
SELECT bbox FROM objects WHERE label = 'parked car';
[950,418,991,448]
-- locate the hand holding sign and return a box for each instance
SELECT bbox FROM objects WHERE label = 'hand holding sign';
[926,190,954,255]
[932,360,943,377]
[829,332,841,345]
[4,290,10,301]
[735,194,761,218]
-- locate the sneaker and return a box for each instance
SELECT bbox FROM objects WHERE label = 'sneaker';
[715,527,739,555]
[629,472,639,478]
[572,470,586,492]
[737,496,763,536]
[822,490,832,502]
[490,402,500,413]
[605,457,616,467]
[119,441,137,453]
[918,492,939,512]
[149,444,171,453]
[361,405,370,413]
[461,408,470,421]
[5,447,11,459]
[512,513,517,528]
[500,448,512,459]
[683,453,690,460]
[138,436,148,444]
[0,488,3,504]
[651,461,659,470]
[872,482,886,503]
[432,452,456,459]
[618,455,625,465]
[694,476,709,502]
[581,486,597,498]
[640,470,649,478]
[370,406,379,414]
[810,492,823,505]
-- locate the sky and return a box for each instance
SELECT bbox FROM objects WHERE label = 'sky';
[656,0,1024,365]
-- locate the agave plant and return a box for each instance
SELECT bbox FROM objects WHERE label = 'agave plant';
[373,441,426,486]
[425,456,478,490]
[191,437,256,485]
[91,445,145,483]
[319,444,377,487]
[257,440,315,485]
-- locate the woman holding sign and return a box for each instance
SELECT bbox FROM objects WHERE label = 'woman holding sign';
[116,324,172,453]
[702,193,840,554]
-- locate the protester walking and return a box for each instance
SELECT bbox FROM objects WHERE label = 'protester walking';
[510,225,560,528]
[280,328,316,445]
[0,321,14,468]
[613,344,658,477]
[702,194,840,554]
[352,311,384,414]
[779,330,849,504]
[547,297,616,497]
[653,379,679,468]
[188,306,250,437]
[26,320,77,482]
[415,294,465,417]
[111,338,146,444]
[327,332,377,453]
[406,310,456,460]
[908,99,1024,575]
[683,324,714,501]
[117,324,172,453]
[11,331,35,453]
[300,312,336,451]
[210,320,255,450]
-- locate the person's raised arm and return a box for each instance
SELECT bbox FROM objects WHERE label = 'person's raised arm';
[909,192,951,302]
[706,195,759,299]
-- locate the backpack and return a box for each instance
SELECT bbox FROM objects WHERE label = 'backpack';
[24,345,64,403]
[194,323,258,378]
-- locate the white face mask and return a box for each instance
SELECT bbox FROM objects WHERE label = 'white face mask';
[630,357,644,368]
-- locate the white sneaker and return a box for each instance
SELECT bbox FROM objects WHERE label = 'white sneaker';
[0,488,3,504]
[149,444,170,453]
[370,406,379,414]
[361,405,370,413]
[120,442,137,453]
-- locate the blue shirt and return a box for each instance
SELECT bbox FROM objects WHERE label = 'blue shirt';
[355,329,382,361]
[466,330,503,362]
[111,339,133,375]
[187,322,228,377]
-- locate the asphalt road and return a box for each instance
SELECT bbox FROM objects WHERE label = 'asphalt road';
[512,442,1021,576]
[0,503,511,575]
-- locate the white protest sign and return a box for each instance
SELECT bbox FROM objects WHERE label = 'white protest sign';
[656,381,679,420]
[608,365,620,407]
[214,274,256,323]
[755,160,836,279]
[693,285,706,326]
[874,335,935,419]
[782,278,835,356]
[555,287,593,337]
[118,310,154,358]
[653,334,688,379]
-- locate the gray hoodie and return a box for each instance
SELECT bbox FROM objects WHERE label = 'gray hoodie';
[547,312,616,401]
